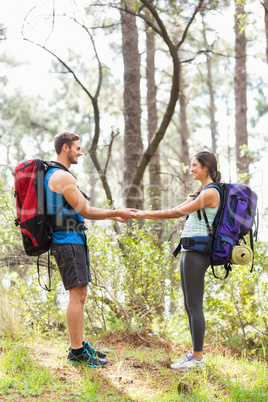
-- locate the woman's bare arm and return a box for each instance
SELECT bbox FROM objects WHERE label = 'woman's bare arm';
[136,188,219,220]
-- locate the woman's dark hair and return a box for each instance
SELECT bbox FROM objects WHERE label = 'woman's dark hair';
[195,151,221,183]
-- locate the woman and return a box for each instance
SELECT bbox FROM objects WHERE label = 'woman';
[136,151,221,370]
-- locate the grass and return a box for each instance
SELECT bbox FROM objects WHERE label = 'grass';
[0,331,267,401]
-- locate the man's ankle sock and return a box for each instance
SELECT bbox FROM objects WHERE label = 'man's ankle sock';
[71,347,84,356]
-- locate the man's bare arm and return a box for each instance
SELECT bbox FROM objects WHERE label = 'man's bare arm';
[49,171,137,220]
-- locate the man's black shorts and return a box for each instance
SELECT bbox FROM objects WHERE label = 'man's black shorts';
[51,243,91,290]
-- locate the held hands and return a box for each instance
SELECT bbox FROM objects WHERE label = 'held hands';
[135,210,145,219]
[111,208,138,223]
[111,208,149,223]
[112,209,145,222]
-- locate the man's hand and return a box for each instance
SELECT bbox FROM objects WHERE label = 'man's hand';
[111,217,127,223]
[110,209,138,222]
[118,209,138,219]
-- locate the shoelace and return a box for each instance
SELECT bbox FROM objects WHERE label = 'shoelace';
[81,348,99,363]
[84,341,96,356]
[181,352,194,363]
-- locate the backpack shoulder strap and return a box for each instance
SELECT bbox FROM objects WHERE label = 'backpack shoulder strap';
[47,161,77,178]
[47,161,90,201]
[203,182,222,193]
[200,182,222,235]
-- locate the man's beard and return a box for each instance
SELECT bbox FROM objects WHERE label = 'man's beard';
[68,154,78,164]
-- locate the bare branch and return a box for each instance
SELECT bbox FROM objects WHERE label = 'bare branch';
[91,270,131,328]
[62,14,103,99]
[22,37,94,101]
[176,0,205,50]
[181,49,233,64]
[103,129,120,174]
[21,12,119,219]
[44,0,56,45]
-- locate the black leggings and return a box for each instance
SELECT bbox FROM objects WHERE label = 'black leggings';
[180,251,210,352]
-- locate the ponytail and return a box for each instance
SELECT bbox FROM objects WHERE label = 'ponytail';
[211,169,221,183]
[193,151,221,192]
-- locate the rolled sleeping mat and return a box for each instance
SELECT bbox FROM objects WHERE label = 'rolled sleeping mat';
[230,245,253,265]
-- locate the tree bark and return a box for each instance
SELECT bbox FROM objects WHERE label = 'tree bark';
[145,8,162,240]
[178,71,192,195]
[202,17,217,154]
[121,8,143,209]
[146,17,161,211]
[234,0,249,181]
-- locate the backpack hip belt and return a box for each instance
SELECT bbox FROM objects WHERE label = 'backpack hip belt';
[48,214,88,233]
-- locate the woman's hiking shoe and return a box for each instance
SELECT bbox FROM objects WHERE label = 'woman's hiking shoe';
[172,351,193,364]
[83,341,107,359]
[67,348,107,367]
[170,353,205,370]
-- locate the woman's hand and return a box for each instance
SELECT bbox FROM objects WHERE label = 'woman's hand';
[110,209,138,222]
[135,210,145,219]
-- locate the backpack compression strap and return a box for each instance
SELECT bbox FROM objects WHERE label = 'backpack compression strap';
[210,263,232,280]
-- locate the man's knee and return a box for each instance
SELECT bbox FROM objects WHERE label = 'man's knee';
[69,285,88,305]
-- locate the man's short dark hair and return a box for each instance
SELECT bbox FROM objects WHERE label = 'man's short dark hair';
[54,131,80,155]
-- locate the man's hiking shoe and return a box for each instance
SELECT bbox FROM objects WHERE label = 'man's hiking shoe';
[68,341,107,359]
[67,348,107,367]
[83,341,107,359]
[170,353,205,370]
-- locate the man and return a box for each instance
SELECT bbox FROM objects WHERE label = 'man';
[44,130,137,367]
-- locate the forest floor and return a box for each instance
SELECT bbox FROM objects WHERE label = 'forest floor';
[0,330,267,401]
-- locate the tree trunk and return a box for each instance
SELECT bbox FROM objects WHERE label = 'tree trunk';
[202,17,217,154]
[146,18,161,210]
[234,0,249,181]
[121,8,143,209]
[125,0,204,206]
[145,9,162,241]
[178,71,192,195]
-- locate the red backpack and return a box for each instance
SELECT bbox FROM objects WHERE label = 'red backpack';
[14,159,89,290]
[14,159,51,256]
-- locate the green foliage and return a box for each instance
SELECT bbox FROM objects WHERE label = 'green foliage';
[0,343,57,398]
[204,241,268,355]
[0,168,267,355]
[1,265,66,335]
[0,334,267,401]
[1,210,268,358]
[86,221,176,333]
[0,287,25,339]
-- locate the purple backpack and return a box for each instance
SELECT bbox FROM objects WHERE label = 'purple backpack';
[173,182,258,279]
[203,183,258,278]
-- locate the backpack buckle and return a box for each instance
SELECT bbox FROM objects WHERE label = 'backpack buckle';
[181,237,195,246]
[14,218,20,226]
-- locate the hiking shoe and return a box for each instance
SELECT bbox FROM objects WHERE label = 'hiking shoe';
[83,341,107,359]
[172,351,193,364]
[67,348,107,367]
[170,353,205,370]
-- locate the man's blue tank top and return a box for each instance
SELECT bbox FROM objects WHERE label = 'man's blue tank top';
[44,168,85,245]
